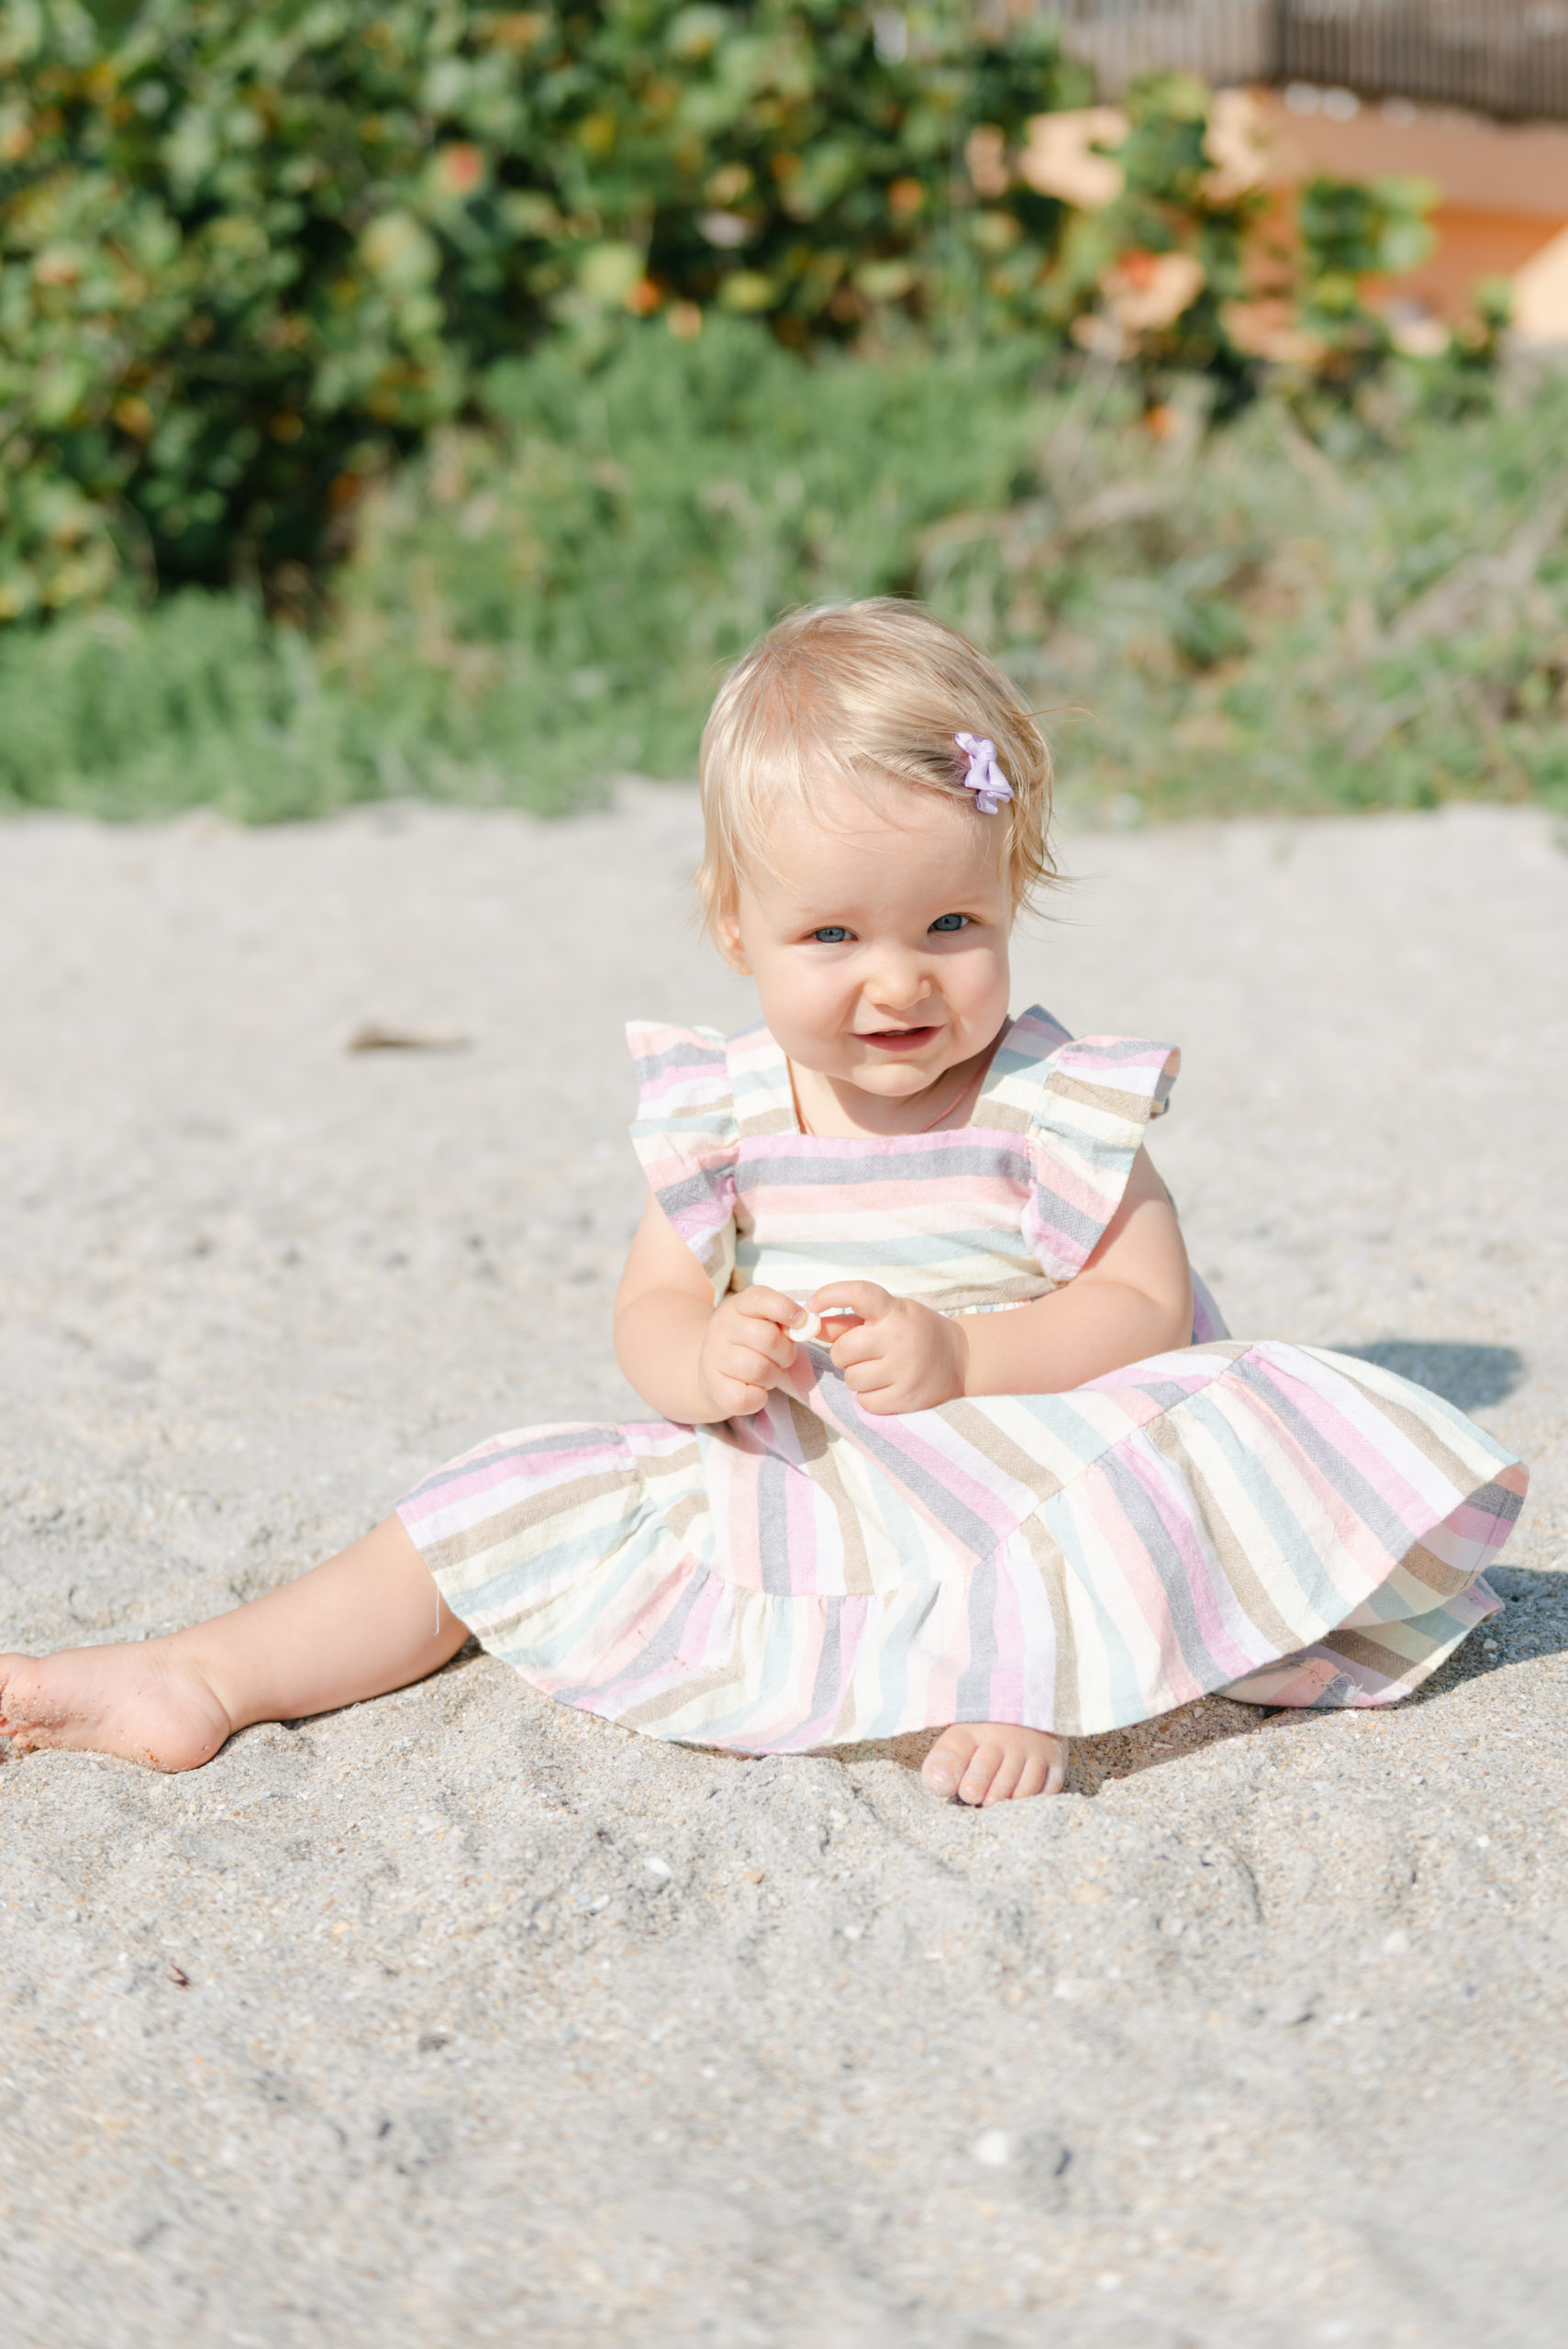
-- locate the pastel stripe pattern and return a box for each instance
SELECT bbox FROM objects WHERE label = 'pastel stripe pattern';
[631,1007,1183,1317]
[627,1020,738,1300]
[398,1008,1527,1749]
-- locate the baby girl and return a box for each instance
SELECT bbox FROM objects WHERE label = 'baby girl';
[0,601,1525,1801]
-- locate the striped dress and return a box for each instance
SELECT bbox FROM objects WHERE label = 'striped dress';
[397,1006,1525,1749]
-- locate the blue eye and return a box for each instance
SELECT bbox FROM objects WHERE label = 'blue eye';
[929,913,969,933]
[810,926,852,944]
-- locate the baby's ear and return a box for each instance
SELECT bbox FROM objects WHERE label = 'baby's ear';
[713,904,751,974]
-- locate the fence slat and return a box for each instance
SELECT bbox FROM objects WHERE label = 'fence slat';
[1042,1,1568,121]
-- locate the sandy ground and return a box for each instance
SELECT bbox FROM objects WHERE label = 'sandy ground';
[1,790,1564,2349]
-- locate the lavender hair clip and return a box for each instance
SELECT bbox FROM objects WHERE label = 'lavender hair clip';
[954,732,1014,816]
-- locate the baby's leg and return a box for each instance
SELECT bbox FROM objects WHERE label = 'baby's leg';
[0,1517,465,1773]
[921,1721,1068,1805]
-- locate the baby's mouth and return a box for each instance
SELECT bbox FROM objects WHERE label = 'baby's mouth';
[859,1025,939,1052]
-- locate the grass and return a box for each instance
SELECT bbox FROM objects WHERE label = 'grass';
[1,319,1565,824]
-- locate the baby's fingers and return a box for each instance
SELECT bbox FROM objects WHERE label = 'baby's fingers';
[852,1385,909,1416]
[811,1279,893,1325]
[710,1377,770,1421]
[723,1297,797,1373]
[734,1286,804,1335]
[729,1334,794,1382]
[827,1319,883,1369]
[842,1365,909,1414]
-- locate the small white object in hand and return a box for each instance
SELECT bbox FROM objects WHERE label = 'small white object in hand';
[789,1307,857,1343]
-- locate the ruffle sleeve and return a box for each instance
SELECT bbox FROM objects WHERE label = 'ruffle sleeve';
[627,1021,740,1300]
[1023,1033,1181,1286]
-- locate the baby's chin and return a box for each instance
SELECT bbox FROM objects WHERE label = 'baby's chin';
[834,1043,963,1094]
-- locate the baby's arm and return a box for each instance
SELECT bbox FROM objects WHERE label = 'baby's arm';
[962,1145,1192,1395]
[613,1194,801,1425]
[817,1148,1192,1412]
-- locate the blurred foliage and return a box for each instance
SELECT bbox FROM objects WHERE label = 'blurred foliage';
[0,0,1462,618]
[0,588,392,818]
[924,356,1568,822]
[1031,74,1271,406]
[1293,171,1437,384]
[0,0,1089,609]
[1,321,1562,825]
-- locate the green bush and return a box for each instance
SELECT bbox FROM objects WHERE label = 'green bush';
[332,322,1060,780]
[0,0,1086,609]
[936,362,1568,820]
[1031,72,1271,406]
[0,590,392,818]
[1,1,1467,621]
[3,322,1561,825]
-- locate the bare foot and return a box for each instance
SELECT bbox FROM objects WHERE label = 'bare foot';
[921,1720,1067,1805]
[0,1639,234,1772]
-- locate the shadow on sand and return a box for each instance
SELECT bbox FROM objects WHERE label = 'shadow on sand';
[1331,1339,1525,1409]
[831,1340,1548,1798]
[838,1566,1568,1800]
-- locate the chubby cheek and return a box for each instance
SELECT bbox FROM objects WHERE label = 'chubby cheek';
[752,954,857,1059]
[941,942,1011,1032]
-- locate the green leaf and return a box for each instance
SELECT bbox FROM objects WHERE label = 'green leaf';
[576,240,645,306]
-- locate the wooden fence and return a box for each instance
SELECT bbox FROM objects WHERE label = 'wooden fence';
[1044,0,1568,120]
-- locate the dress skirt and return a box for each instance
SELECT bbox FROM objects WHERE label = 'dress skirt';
[397,1336,1525,1751]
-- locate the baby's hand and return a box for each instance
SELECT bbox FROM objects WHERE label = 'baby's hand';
[813,1282,968,1416]
[695,1286,801,1422]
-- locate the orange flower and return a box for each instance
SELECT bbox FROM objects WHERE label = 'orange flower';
[434,143,485,198]
[1202,91,1271,205]
[1018,109,1127,210]
[964,127,1008,200]
[1100,250,1204,331]
[1220,298,1326,367]
[112,395,154,440]
[492,14,547,49]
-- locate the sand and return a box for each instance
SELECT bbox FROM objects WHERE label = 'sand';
[1,791,1563,2348]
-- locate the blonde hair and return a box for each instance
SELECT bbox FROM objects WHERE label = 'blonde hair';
[695,598,1055,935]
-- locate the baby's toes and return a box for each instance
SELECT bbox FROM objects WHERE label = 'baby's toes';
[955,1739,1006,1806]
[1011,1752,1051,1799]
[981,1743,1029,1804]
[920,1725,976,1800]
[923,1724,1068,1804]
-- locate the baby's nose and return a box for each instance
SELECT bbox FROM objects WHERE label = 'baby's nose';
[866,961,934,1013]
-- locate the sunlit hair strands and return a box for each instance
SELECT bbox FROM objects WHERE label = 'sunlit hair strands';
[695,600,1056,934]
